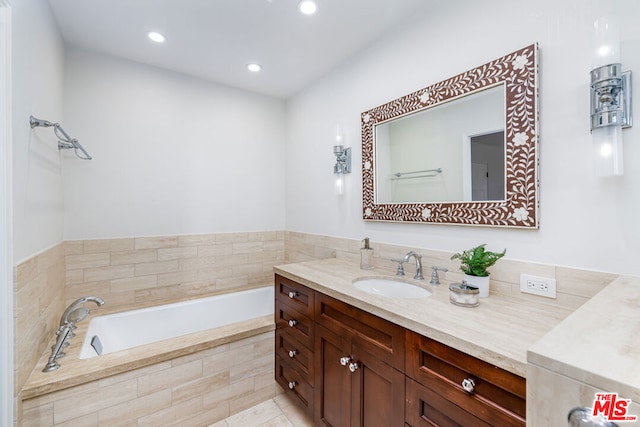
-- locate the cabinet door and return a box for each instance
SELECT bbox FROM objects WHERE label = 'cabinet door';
[315,325,352,427]
[350,346,405,427]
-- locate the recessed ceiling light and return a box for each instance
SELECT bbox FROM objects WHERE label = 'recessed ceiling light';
[247,63,262,72]
[298,0,318,15]
[147,31,166,43]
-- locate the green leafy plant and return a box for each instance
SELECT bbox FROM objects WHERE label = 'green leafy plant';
[450,244,506,277]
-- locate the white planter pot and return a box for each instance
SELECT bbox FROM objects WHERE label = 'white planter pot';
[463,274,491,298]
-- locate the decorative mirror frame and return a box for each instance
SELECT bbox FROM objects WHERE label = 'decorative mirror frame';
[361,43,539,228]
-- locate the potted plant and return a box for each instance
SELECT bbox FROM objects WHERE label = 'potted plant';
[451,244,506,298]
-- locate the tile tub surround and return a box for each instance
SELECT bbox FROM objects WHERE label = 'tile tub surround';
[14,243,65,396]
[275,257,576,376]
[22,330,278,427]
[64,231,285,308]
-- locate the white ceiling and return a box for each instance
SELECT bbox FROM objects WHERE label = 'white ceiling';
[47,0,432,99]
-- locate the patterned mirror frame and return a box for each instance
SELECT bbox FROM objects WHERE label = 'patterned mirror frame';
[362,44,539,228]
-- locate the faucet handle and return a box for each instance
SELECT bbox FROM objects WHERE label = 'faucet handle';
[430,266,448,285]
[391,258,406,276]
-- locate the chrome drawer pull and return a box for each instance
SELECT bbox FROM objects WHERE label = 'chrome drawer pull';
[288,381,296,390]
[288,319,297,327]
[339,356,351,366]
[288,350,297,358]
[348,362,359,373]
[461,378,476,393]
[288,291,297,299]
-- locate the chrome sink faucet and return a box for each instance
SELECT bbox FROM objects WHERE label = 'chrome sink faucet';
[402,251,424,280]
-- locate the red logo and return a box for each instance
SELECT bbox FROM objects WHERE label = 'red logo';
[592,393,638,422]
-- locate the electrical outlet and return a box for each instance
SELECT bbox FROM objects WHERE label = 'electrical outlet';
[520,274,556,298]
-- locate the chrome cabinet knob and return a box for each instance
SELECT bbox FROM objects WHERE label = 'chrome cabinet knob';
[288,381,296,390]
[288,291,297,299]
[339,356,351,366]
[461,378,476,393]
[349,362,359,373]
[288,319,297,327]
[288,350,297,358]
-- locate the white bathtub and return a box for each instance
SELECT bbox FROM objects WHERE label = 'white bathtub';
[79,286,274,359]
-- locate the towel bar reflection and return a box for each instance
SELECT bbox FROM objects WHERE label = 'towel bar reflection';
[392,168,442,180]
[30,115,92,160]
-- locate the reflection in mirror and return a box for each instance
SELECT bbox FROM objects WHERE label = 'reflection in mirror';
[375,85,505,203]
[362,43,538,228]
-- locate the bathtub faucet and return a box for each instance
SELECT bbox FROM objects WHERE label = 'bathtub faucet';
[42,296,105,373]
[60,296,105,327]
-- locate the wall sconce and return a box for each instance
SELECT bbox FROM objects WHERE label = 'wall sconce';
[333,145,351,195]
[590,16,632,176]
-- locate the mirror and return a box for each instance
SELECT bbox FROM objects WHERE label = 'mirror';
[362,44,539,228]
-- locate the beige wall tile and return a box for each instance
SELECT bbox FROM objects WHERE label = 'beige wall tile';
[136,396,203,427]
[157,246,198,261]
[64,240,84,256]
[215,233,249,243]
[84,265,135,282]
[54,379,138,424]
[172,371,230,404]
[137,359,203,397]
[198,244,233,257]
[65,253,110,270]
[97,389,172,427]
[134,260,179,277]
[110,275,158,292]
[178,233,217,247]
[83,238,135,254]
[110,249,157,265]
[22,402,53,427]
[135,236,179,250]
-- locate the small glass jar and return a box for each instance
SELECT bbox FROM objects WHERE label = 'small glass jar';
[449,281,479,307]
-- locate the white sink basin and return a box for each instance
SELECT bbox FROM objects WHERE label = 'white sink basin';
[353,278,431,299]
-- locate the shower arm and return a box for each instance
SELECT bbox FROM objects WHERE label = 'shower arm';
[29,115,92,160]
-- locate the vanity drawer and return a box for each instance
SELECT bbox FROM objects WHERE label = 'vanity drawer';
[275,355,314,415]
[276,299,314,350]
[406,331,525,425]
[406,378,493,427]
[276,329,314,385]
[275,274,315,319]
[315,292,405,371]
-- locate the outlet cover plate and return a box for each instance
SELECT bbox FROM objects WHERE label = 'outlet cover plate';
[520,274,557,298]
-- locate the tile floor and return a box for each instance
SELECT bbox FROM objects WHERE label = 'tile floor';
[210,394,316,427]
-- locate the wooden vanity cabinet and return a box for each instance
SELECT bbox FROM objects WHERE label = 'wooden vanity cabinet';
[274,274,527,427]
[314,293,405,427]
[405,331,526,427]
[274,275,316,414]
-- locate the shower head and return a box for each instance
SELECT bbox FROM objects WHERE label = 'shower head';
[29,115,93,160]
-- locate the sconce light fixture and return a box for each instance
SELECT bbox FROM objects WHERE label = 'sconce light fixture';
[590,16,632,176]
[333,145,351,195]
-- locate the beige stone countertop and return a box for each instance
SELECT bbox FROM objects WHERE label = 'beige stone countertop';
[528,275,640,402]
[275,258,574,377]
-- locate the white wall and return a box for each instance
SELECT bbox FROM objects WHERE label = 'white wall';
[62,49,286,240]
[12,0,65,262]
[285,0,640,276]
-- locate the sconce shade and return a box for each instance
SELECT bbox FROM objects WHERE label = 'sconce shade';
[592,125,623,176]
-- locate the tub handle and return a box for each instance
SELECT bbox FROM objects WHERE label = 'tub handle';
[288,319,297,327]
[288,350,297,358]
[288,291,298,299]
[288,381,296,390]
